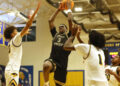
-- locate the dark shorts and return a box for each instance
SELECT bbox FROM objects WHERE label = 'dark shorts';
[44,59,67,86]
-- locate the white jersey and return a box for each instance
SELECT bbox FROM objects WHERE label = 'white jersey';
[105,66,120,86]
[74,44,107,82]
[5,32,22,73]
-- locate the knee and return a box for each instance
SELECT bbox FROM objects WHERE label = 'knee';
[43,62,52,71]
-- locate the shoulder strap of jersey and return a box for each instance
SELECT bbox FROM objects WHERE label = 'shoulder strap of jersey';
[83,45,91,60]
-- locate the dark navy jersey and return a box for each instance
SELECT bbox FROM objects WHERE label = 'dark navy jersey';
[49,27,72,69]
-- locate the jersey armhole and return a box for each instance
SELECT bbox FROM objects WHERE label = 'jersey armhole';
[83,45,91,60]
[12,40,21,47]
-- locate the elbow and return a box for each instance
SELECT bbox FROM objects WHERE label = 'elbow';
[48,19,51,23]
[63,44,68,50]
[48,18,53,23]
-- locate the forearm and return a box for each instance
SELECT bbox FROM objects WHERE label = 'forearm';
[21,2,40,37]
[49,9,60,22]
[77,35,84,43]
[26,3,40,28]
[64,36,75,51]
[68,12,72,31]
[113,73,120,82]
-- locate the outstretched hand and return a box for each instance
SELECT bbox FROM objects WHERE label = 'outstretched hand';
[20,1,41,37]
[72,24,78,36]
[58,3,63,11]
[27,1,41,27]
[106,69,115,75]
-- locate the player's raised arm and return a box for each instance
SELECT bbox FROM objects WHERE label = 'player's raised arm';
[68,12,72,32]
[106,68,120,82]
[76,26,84,43]
[20,2,40,37]
[64,24,78,51]
[48,4,62,30]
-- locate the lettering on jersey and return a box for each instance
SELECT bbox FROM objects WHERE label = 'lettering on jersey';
[54,42,64,46]
[105,73,110,81]
[56,35,65,39]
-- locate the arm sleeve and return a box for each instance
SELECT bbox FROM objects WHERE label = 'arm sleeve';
[12,33,22,47]
[74,44,90,57]
[50,27,57,37]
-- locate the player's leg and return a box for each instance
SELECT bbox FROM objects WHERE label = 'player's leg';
[88,80,108,86]
[5,70,11,86]
[54,68,67,86]
[5,70,19,86]
[43,59,56,86]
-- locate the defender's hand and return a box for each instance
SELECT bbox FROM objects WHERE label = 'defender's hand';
[72,24,78,36]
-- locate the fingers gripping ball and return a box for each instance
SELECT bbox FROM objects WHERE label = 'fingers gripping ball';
[60,0,74,10]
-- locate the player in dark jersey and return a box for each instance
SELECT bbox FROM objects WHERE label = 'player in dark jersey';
[43,5,73,86]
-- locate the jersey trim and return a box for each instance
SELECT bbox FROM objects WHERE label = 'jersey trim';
[12,40,21,47]
[83,45,91,60]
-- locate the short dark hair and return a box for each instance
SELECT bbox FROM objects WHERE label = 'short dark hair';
[89,30,106,48]
[4,26,17,39]
[59,24,67,29]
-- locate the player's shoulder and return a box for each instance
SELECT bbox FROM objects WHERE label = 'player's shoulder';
[74,44,90,51]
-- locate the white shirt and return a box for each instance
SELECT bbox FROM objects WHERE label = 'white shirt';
[74,44,107,82]
[5,33,22,72]
[105,66,119,86]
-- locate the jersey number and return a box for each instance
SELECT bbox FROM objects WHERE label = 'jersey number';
[98,54,103,65]
[57,38,61,43]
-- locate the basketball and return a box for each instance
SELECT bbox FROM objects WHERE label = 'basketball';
[60,0,74,10]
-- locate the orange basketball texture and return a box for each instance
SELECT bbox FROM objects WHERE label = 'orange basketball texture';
[60,0,74,10]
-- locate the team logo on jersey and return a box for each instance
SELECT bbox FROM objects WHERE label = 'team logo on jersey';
[9,79,17,86]
[11,73,18,77]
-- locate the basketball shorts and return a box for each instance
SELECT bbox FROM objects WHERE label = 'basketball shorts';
[88,80,108,86]
[5,65,20,86]
[44,59,67,86]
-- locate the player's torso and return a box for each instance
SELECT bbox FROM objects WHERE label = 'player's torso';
[106,66,119,86]
[6,40,22,70]
[50,33,70,67]
[86,45,107,81]
[53,33,68,47]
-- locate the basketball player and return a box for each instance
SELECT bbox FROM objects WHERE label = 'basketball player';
[105,55,120,86]
[4,2,40,86]
[43,5,73,86]
[64,25,108,86]
[76,26,84,43]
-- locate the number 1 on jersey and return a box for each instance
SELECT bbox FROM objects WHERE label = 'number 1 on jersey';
[98,54,103,65]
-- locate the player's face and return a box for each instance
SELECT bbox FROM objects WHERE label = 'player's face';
[59,25,67,34]
[111,55,120,65]
[11,29,18,38]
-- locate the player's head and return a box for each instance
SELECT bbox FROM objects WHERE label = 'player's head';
[111,55,120,66]
[59,24,67,34]
[89,30,105,48]
[4,26,18,40]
